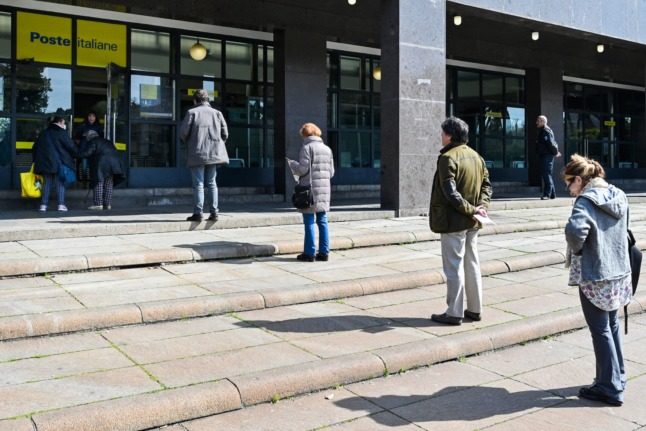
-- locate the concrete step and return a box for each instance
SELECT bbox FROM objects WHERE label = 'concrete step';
[2,213,646,340]
[1,258,644,430]
[1,202,646,279]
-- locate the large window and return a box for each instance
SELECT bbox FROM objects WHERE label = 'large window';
[564,82,645,170]
[448,67,526,170]
[327,52,380,169]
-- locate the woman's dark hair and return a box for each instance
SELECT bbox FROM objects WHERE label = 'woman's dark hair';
[51,116,66,124]
[441,116,469,144]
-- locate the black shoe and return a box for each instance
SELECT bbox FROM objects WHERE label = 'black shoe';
[186,214,203,222]
[296,253,315,262]
[208,213,218,222]
[540,196,548,200]
[315,253,329,261]
[578,386,623,406]
[549,195,556,199]
[464,310,482,321]
[431,313,462,326]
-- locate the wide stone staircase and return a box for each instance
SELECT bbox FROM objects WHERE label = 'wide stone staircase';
[0,197,645,431]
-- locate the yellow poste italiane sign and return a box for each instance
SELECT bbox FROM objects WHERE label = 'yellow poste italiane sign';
[17,12,72,65]
[17,12,126,67]
[77,20,126,67]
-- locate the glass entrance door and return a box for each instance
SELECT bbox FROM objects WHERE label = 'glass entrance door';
[106,63,129,183]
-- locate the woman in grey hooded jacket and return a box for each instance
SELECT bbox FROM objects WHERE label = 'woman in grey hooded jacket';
[287,123,335,262]
[564,154,632,406]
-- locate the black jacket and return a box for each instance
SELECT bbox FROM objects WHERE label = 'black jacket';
[78,136,125,186]
[32,124,77,175]
[537,125,557,156]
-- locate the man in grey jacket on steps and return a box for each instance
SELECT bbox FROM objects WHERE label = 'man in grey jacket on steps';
[180,89,229,222]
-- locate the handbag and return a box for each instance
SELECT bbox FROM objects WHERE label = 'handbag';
[20,164,43,198]
[58,163,77,187]
[291,148,314,210]
[292,184,314,209]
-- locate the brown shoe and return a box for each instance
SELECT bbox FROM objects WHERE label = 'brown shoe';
[431,313,462,325]
[464,310,482,321]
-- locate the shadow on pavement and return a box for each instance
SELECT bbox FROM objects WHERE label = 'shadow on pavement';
[335,385,604,425]
[236,315,452,333]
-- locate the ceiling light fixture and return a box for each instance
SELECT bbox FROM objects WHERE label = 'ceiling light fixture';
[372,65,381,81]
[531,31,539,41]
[596,43,605,53]
[453,15,462,26]
[348,0,356,5]
[189,40,208,61]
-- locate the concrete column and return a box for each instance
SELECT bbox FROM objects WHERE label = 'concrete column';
[380,0,446,216]
[526,67,565,191]
[273,29,327,198]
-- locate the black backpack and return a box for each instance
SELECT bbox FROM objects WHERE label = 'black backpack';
[625,228,642,334]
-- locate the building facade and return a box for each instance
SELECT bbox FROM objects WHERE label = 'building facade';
[0,0,644,215]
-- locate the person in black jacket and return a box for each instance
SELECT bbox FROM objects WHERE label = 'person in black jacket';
[78,130,125,210]
[32,116,77,212]
[536,115,561,199]
[74,112,103,182]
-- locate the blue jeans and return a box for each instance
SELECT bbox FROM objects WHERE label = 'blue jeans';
[41,173,65,206]
[579,289,625,402]
[302,212,329,257]
[190,164,218,215]
[541,155,555,198]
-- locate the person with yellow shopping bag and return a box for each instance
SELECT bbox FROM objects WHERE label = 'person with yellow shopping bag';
[32,116,77,212]
[20,164,42,198]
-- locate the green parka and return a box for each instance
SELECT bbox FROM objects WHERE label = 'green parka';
[429,142,492,233]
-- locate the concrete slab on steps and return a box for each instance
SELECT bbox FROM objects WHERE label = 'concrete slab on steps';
[1,202,646,277]
[1,274,644,429]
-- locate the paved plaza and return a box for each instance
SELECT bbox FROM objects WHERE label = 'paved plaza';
[0,198,644,430]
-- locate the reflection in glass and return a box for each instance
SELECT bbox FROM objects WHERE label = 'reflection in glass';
[483,106,503,136]
[505,139,525,168]
[227,127,268,168]
[327,92,337,128]
[340,56,361,90]
[340,131,371,168]
[130,123,174,167]
[0,117,10,166]
[266,47,274,83]
[505,77,524,104]
[482,137,503,168]
[130,75,175,120]
[0,63,10,112]
[226,41,253,81]
[15,118,47,168]
[16,66,71,115]
[482,74,503,101]
[339,93,370,128]
[131,29,171,73]
[505,107,525,138]
[372,131,381,168]
[0,13,10,59]
[179,79,220,115]
[225,83,264,125]
[180,36,221,78]
[372,60,381,93]
[372,95,380,128]
[457,71,479,101]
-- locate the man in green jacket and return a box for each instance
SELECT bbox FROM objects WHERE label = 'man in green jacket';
[429,117,492,325]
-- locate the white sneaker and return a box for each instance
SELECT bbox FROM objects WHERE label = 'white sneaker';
[38,205,47,212]
[57,204,68,212]
[87,205,103,210]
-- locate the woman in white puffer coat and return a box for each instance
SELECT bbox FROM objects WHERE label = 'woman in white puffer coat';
[287,123,335,262]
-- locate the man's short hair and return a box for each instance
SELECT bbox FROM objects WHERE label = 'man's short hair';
[441,116,469,144]
[193,89,209,104]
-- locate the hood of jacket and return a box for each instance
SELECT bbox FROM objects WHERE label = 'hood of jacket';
[578,177,627,220]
